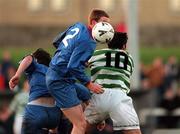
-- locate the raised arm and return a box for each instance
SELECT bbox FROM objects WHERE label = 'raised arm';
[9,55,33,90]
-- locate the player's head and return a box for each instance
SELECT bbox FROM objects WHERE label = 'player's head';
[108,32,128,50]
[32,48,51,67]
[88,8,110,28]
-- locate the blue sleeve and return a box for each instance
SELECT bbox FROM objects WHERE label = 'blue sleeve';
[67,42,93,85]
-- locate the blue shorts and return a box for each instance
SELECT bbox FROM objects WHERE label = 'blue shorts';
[75,83,91,102]
[22,105,61,134]
[46,69,91,108]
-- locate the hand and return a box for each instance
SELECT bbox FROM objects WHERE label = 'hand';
[86,81,104,94]
[9,75,20,90]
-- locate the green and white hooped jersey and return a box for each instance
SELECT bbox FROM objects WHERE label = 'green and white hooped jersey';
[89,48,134,93]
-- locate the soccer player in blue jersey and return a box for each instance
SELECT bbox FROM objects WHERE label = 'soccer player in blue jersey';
[9,48,60,134]
[46,9,109,134]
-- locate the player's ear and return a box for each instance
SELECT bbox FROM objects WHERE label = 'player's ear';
[91,20,97,27]
[122,44,126,50]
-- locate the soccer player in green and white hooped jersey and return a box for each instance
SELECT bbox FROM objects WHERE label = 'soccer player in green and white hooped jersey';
[85,32,142,134]
[90,45,134,94]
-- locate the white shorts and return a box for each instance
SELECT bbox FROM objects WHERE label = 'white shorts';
[84,89,140,130]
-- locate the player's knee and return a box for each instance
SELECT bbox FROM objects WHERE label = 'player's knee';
[80,119,87,129]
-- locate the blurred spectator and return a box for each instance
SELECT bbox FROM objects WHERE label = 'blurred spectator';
[140,58,166,107]
[165,56,178,77]
[158,86,180,128]
[140,63,151,90]
[0,51,15,89]
[164,56,178,90]
[160,86,177,111]
[0,80,29,134]
[0,64,5,91]
[141,58,165,89]
[146,58,165,90]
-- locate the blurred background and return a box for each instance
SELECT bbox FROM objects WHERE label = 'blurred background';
[0,0,180,134]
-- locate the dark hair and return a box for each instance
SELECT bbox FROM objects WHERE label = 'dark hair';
[32,48,51,67]
[108,32,128,49]
[88,9,109,25]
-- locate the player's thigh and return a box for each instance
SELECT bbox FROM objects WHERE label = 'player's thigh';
[62,104,86,125]
[110,96,140,131]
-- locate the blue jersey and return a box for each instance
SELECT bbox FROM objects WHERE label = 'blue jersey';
[49,22,96,85]
[25,58,51,102]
